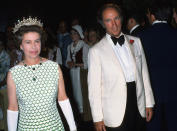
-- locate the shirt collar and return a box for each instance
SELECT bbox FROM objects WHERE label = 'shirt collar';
[152,20,167,25]
[59,32,70,36]
[130,24,140,34]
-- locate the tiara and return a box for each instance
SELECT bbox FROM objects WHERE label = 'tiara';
[13,16,43,33]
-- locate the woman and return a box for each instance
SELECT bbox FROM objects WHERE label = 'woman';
[7,17,76,131]
[88,27,100,47]
[66,25,89,118]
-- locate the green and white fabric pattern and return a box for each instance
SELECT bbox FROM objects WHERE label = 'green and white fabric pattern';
[10,60,64,130]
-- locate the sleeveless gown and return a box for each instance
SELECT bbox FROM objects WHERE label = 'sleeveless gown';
[10,60,65,130]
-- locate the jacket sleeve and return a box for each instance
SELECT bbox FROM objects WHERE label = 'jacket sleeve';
[138,38,155,107]
[88,47,103,122]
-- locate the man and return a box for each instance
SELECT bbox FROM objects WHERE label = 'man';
[57,20,73,104]
[57,20,72,66]
[126,10,145,36]
[139,2,177,131]
[88,3,155,131]
[71,17,80,26]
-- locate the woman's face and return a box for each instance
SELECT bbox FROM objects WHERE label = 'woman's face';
[70,30,80,42]
[173,8,177,24]
[88,31,97,44]
[20,32,41,59]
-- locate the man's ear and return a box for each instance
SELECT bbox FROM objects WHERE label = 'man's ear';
[130,18,135,24]
[150,14,156,23]
[102,20,106,29]
[128,18,136,27]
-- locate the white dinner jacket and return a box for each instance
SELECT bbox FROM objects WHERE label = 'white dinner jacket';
[88,34,155,127]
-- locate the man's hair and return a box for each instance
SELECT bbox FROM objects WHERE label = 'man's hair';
[148,2,172,22]
[127,10,145,24]
[173,4,177,14]
[98,3,123,21]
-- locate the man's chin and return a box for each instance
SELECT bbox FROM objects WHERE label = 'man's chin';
[112,32,121,37]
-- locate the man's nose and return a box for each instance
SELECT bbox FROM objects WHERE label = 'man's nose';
[112,20,116,26]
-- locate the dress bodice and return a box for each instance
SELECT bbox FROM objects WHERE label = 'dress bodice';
[10,60,64,130]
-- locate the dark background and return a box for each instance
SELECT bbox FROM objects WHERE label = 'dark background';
[0,0,176,32]
[0,0,108,31]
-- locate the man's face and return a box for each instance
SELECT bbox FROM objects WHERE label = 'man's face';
[146,10,153,25]
[127,18,133,31]
[59,22,67,34]
[173,8,177,24]
[102,8,122,37]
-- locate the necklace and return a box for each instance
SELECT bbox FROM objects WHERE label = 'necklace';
[71,40,83,54]
[22,57,43,81]
[70,41,84,62]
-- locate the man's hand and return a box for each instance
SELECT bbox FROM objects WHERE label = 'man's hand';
[67,61,75,68]
[94,121,106,131]
[75,63,84,67]
[146,107,153,122]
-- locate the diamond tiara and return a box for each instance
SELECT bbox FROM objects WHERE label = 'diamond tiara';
[13,16,43,33]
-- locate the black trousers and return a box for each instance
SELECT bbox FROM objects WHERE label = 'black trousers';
[106,81,146,131]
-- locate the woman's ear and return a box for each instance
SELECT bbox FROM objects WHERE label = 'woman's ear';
[20,45,23,51]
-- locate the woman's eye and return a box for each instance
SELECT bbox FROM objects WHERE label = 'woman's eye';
[26,41,30,44]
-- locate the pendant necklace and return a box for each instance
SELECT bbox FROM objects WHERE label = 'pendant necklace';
[23,57,43,81]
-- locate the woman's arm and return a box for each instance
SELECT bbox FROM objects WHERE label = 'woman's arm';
[7,71,19,131]
[7,71,18,111]
[66,45,74,68]
[57,66,77,131]
[57,66,68,101]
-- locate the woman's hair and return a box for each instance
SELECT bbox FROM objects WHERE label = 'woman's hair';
[71,28,81,40]
[13,25,46,48]
[88,27,101,42]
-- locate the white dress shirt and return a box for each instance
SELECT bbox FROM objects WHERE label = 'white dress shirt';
[106,33,135,82]
[152,20,167,25]
[130,24,140,34]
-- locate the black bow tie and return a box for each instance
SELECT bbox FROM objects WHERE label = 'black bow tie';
[111,35,125,46]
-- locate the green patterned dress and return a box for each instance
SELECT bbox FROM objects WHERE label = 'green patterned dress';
[10,60,65,130]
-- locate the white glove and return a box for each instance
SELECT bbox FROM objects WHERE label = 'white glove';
[58,99,77,131]
[7,109,18,131]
